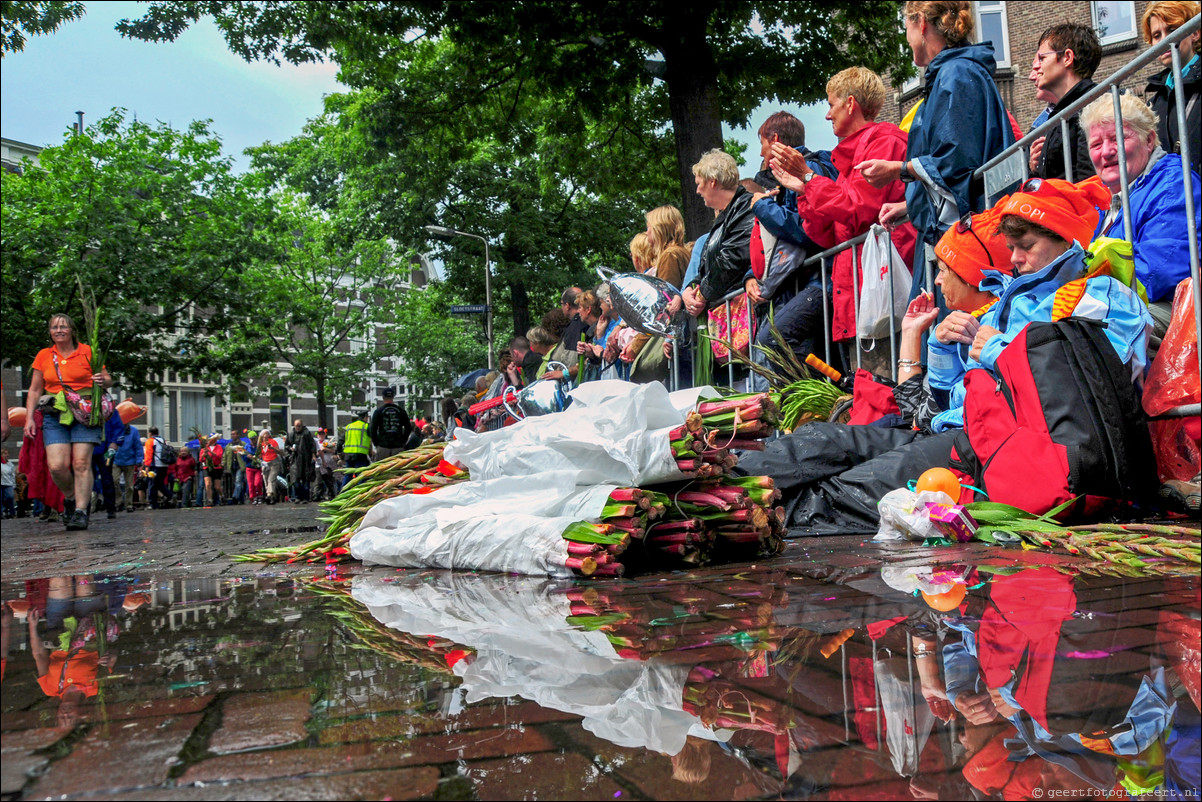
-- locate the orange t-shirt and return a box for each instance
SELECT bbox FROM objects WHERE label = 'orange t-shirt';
[36,650,100,698]
[31,344,100,394]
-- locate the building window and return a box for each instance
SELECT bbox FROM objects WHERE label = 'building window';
[180,391,212,441]
[270,385,289,436]
[974,1,1010,68]
[1092,1,1137,45]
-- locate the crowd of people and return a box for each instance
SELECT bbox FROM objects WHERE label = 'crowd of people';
[4,0,1199,529]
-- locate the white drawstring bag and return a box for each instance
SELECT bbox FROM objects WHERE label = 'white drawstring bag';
[856,224,912,341]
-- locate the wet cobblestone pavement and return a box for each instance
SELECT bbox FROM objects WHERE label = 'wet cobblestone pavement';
[1,506,1198,800]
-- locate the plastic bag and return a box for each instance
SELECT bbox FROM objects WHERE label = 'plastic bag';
[856,224,911,341]
[874,488,955,541]
[1142,279,1200,481]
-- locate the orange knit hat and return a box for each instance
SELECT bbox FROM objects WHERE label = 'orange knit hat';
[998,178,1111,248]
[934,204,1011,288]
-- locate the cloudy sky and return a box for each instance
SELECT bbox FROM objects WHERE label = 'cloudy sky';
[1,1,835,172]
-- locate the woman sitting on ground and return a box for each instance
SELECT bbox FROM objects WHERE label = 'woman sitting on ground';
[736,179,1152,532]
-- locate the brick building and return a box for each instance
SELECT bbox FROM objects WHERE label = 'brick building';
[880,1,1162,129]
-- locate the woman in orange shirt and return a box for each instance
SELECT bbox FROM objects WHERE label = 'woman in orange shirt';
[22,314,112,531]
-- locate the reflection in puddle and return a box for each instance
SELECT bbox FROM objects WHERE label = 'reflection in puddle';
[1,562,1198,799]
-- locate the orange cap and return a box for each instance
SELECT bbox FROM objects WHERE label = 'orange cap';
[999,178,1111,249]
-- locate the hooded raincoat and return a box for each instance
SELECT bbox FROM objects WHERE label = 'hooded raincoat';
[905,42,1015,246]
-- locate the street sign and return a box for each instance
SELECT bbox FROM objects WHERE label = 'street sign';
[449,304,490,315]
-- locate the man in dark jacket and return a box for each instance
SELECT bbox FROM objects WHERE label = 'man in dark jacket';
[285,419,317,502]
[682,148,756,316]
[1029,23,1102,181]
[369,386,413,460]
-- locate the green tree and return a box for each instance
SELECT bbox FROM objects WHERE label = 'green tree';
[386,281,490,396]
[246,67,664,339]
[117,1,912,236]
[0,109,269,391]
[228,194,406,431]
[1,0,84,55]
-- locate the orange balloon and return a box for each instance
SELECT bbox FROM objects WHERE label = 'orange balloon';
[915,467,962,503]
[922,583,967,612]
[7,407,27,427]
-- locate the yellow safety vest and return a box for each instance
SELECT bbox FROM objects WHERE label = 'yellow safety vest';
[343,419,371,454]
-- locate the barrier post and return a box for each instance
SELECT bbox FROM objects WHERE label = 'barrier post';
[1170,41,1202,342]
[820,258,832,367]
[851,240,862,370]
[1111,85,1135,242]
[1060,117,1074,181]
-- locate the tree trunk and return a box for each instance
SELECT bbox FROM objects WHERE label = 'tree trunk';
[508,279,531,341]
[662,19,724,241]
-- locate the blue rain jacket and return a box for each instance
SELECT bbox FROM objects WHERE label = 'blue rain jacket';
[906,42,1014,245]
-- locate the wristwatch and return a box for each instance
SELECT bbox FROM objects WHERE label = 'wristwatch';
[899,161,916,183]
[802,169,816,184]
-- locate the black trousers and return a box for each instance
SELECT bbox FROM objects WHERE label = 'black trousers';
[735,423,960,535]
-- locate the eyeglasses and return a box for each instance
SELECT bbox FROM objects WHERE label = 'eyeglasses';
[955,213,995,267]
[1034,49,1064,64]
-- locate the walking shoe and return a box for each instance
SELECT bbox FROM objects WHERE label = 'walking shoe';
[106,511,116,519]
[65,509,89,531]
[1160,476,1201,514]
[64,499,75,518]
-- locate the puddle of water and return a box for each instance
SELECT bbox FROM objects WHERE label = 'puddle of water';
[1,560,1197,799]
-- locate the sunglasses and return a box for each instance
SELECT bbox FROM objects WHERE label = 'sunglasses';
[955,213,995,268]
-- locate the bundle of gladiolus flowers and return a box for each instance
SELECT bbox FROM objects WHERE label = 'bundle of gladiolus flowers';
[558,474,785,578]
[236,444,469,565]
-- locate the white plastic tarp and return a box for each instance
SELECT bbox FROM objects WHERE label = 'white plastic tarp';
[350,381,722,575]
[352,572,731,754]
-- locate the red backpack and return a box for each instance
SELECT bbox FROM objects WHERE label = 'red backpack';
[949,318,1158,517]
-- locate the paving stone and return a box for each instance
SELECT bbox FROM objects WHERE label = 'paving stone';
[1,726,69,752]
[91,765,440,800]
[180,740,420,784]
[1,749,49,795]
[320,718,557,763]
[462,751,626,801]
[566,727,771,801]
[31,713,203,798]
[208,689,312,754]
[104,695,215,721]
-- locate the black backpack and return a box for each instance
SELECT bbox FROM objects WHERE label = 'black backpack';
[157,437,179,466]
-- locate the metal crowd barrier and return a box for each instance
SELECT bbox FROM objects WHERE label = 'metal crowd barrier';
[686,225,905,391]
[975,13,1200,420]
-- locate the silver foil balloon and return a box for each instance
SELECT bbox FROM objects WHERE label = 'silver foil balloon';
[501,362,572,419]
[598,267,688,339]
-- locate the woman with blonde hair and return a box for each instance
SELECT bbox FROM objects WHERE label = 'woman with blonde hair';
[643,205,688,289]
[1141,0,1201,176]
[628,232,654,274]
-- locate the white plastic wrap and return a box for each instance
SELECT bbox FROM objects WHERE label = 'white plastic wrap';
[352,573,730,754]
[874,489,955,541]
[351,381,722,575]
[444,380,687,487]
[350,473,615,575]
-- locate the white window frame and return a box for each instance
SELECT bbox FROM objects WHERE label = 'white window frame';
[973,0,1011,69]
[1091,0,1138,46]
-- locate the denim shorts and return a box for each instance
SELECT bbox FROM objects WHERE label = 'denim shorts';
[41,413,104,446]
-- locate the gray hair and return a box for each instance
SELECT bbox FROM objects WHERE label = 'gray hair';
[1081,93,1160,149]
